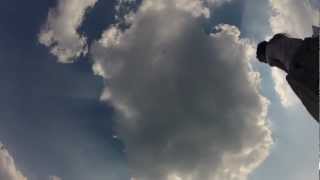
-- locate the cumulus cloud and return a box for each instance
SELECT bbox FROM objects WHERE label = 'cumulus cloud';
[91,0,272,179]
[268,0,318,107]
[39,0,98,63]
[0,143,27,180]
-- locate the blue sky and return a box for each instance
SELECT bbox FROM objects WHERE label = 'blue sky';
[0,0,318,180]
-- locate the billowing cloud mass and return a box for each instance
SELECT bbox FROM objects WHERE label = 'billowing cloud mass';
[268,0,318,107]
[91,0,272,179]
[0,143,27,180]
[39,0,98,63]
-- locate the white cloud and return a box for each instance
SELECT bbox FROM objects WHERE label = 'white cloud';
[0,143,27,180]
[270,68,298,107]
[0,144,62,180]
[269,0,317,38]
[91,0,272,179]
[268,0,318,107]
[39,0,98,63]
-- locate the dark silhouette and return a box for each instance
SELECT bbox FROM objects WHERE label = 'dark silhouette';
[257,29,319,122]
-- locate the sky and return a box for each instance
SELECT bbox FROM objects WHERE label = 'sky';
[0,0,318,180]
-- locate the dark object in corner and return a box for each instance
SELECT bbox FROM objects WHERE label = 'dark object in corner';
[287,36,319,122]
[257,32,319,122]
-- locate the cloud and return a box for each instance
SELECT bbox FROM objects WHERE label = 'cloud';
[270,68,298,107]
[0,143,27,180]
[205,0,233,7]
[267,0,318,107]
[91,0,272,179]
[39,0,98,63]
[0,143,60,180]
[49,175,62,180]
[269,0,318,38]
